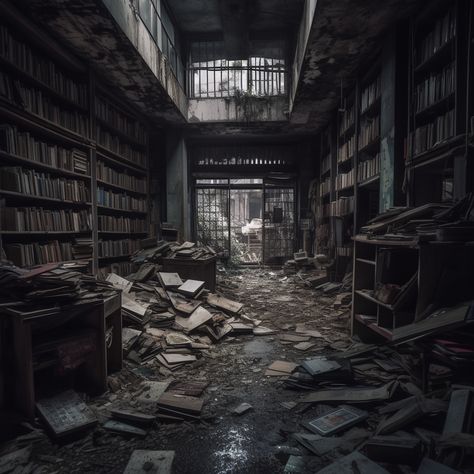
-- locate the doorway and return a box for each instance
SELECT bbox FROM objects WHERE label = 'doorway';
[193,178,296,264]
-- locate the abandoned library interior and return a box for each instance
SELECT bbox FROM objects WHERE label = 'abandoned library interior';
[1,0,474,472]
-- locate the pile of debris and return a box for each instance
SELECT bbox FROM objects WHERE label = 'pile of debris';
[361,193,474,242]
[0,260,116,304]
[268,322,474,473]
[131,240,216,264]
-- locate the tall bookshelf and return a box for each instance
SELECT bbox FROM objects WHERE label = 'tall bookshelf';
[315,124,333,255]
[0,4,152,275]
[0,11,93,269]
[356,67,382,230]
[407,0,468,205]
[94,87,150,276]
[334,90,356,274]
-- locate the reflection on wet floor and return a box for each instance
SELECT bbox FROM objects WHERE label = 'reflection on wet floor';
[212,426,250,474]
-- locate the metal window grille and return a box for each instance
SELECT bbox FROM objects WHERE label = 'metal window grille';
[187,41,287,99]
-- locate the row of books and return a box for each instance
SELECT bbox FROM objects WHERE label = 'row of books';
[321,153,331,175]
[338,135,355,163]
[358,154,380,182]
[0,24,88,107]
[0,72,89,136]
[0,167,90,202]
[0,124,90,175]
[97,125,146,168]
[95,96,147,145]
[330,196,354,217]
[335,169,354,191]
[320,177,331,197]
[359,115,380,151]
[417,9,456,66]
[97,160,147,193]
[411,109,455,156]
[98,261,135,278]
[415,62,455,113]
[336,246,352,257]
[339,103,355,135]
[98,239,141,258]
[5,240,74,267]
[1,207,91,232]
[98,215,147,233]
[97,187,147,212]
[360,75,381,114]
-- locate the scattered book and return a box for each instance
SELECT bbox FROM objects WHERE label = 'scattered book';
[177,279,205,298]
[302,405,368,436]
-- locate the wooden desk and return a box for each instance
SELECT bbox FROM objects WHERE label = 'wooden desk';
[2,292,121,419]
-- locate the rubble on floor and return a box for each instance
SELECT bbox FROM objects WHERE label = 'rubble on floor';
[1,250,473,473]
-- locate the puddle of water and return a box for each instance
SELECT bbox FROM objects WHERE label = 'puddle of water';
[213,426,251,474]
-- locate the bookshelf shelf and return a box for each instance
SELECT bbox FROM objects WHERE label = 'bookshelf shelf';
[414,37,455,75]
[96,146,147,174]
[339,122,355,139]
[415,92,455,121]
[0,56,89,113]
[409,134,464,165]
[337,156,354,168]
[96,116,146,149]
[358,137,381,155]
[358,174,380,189]
[0,106,91,148]
[96,204,147,215]
[98,254,133,261]
[96,178,147,197]
[0,230,91,235]
[98,231,147,235]
[0,150,90,180]
[0,190,91,206]
[0,97,89,143]
[360,95,381,118]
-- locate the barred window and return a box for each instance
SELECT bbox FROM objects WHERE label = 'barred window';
[188,40,287,98]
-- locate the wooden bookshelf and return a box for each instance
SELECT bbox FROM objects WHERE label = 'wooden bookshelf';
[0,6,151,275]
[333,89,356,276]
[0,11,93,268]
[356,65,382,231]
[352,235,474,342]
[407,0,469,205]
[94,89,150,275]
[315,124,333,256]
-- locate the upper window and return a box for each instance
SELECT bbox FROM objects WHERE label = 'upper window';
[137,0,184,86]
[188,40,287,99]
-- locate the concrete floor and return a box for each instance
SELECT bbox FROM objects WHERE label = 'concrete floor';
[26,268,351,473]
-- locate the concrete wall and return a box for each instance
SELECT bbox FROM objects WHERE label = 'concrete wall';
[289,0,318,113]
[166,132,191,240]
[102,0,188,117]
[188,96,288,123]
